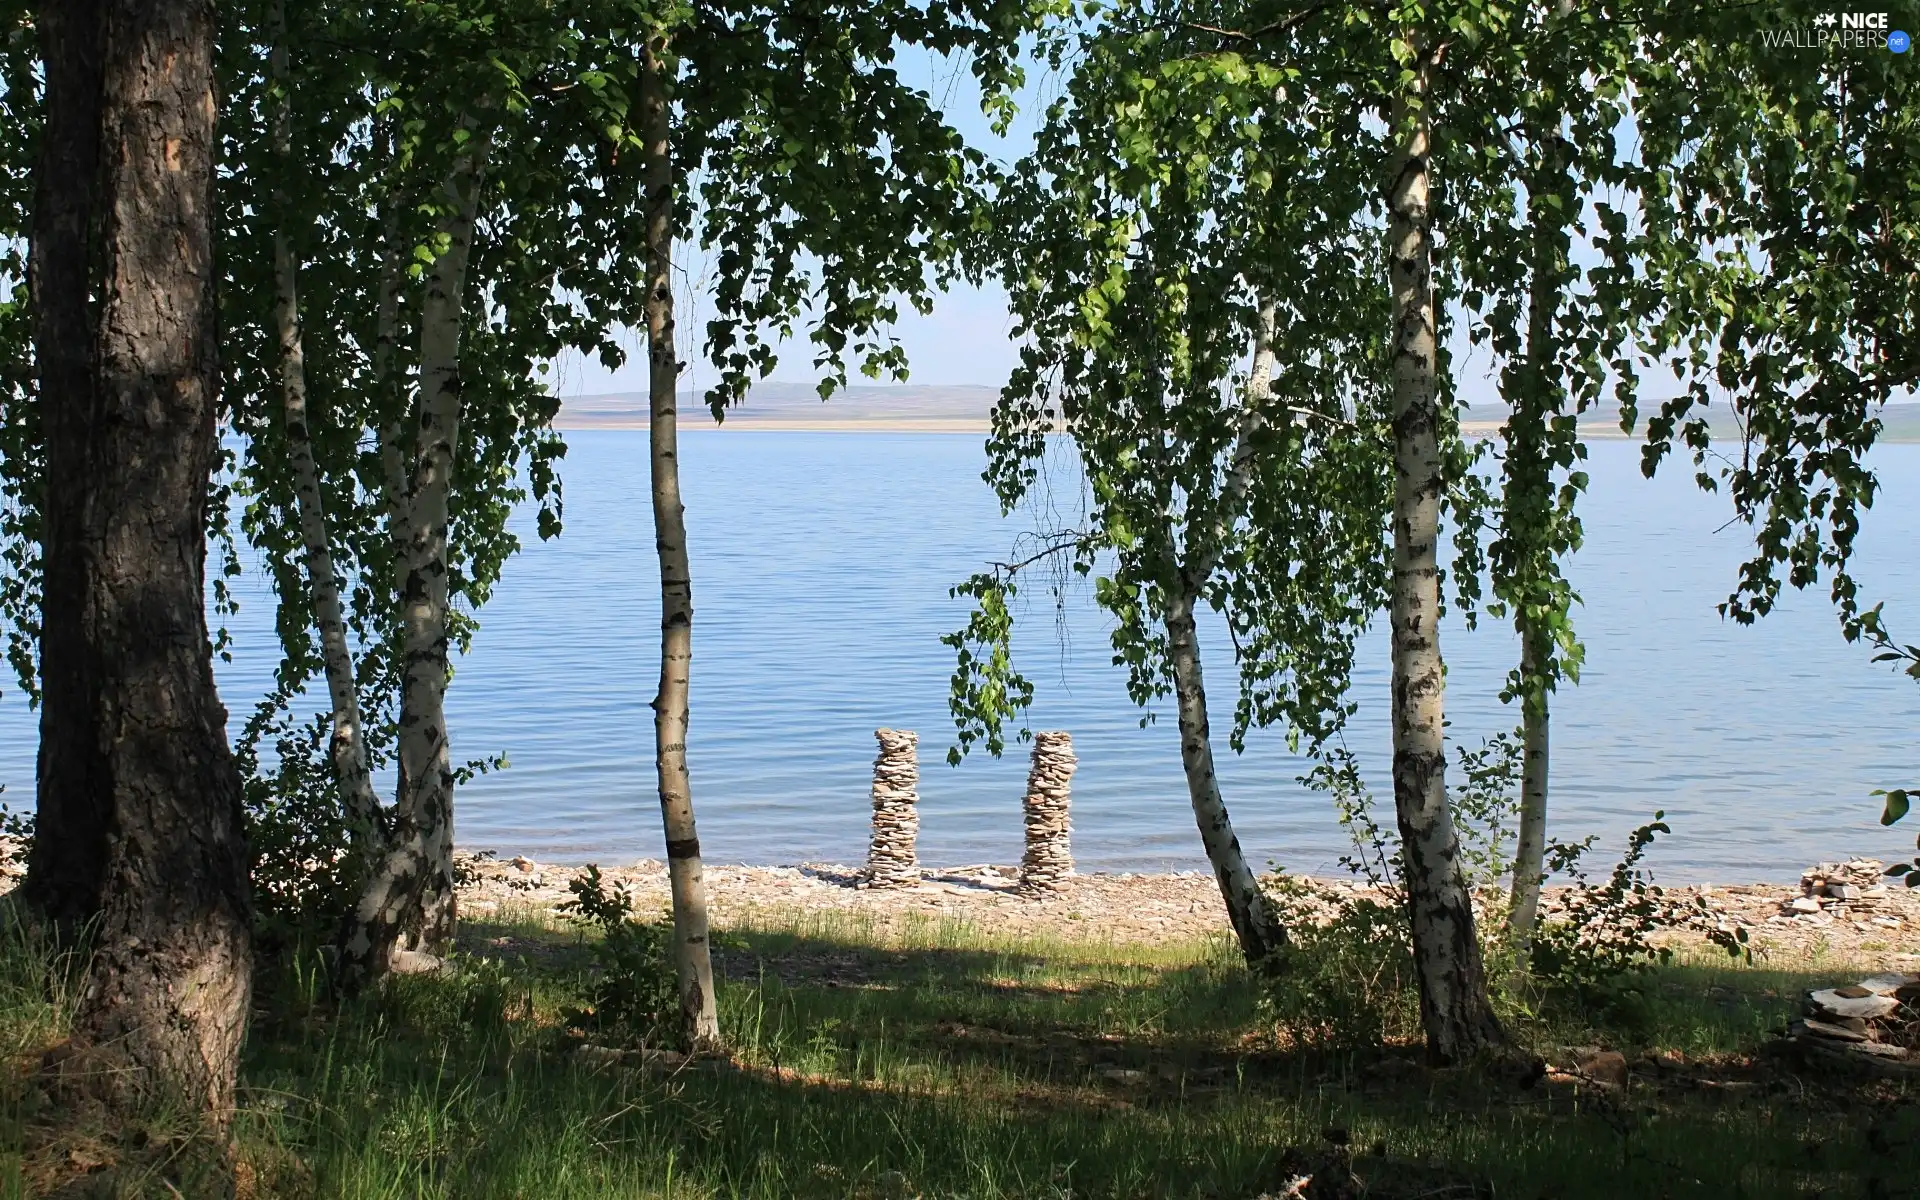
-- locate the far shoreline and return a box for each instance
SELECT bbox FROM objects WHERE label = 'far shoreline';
[558,417,1920,443]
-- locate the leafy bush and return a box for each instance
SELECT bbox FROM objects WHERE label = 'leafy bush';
[0,782,31,874]
[1264,733,1525,1049]
[1528,813,1747,1007]
[1261,876,1421,1050]
[236,707,363,952]
[558,864,682,1050]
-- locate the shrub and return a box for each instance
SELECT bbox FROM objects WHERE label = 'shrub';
[558,864,682,1051]
[236,707,363,953]
[1529,813,1748,1009]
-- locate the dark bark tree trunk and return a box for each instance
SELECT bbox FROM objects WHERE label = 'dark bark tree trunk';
[642,33,720,1048]
[22,0,110,933]
[1386,69,1507,1064]
[49,0,254,1124]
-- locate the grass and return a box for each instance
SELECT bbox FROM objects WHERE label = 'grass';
[3,902,1919,1199]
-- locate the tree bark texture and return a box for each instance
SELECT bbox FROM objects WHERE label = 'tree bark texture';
[270,8,381,862]
[1505,55,1573,951]
[1149,302,1285,966]
[1386,76,1506,1062]
[339,133,487,986]
[642,38,720,1049]
[1164,588,1284,964]
[50,0,254,1122]
[1508,619,1551,946]
[23,0,110,932]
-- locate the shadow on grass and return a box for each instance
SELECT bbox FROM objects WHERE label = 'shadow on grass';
[207,918,1920,1199]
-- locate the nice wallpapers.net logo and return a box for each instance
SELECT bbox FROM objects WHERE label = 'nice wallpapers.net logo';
[1762,11,1912,50]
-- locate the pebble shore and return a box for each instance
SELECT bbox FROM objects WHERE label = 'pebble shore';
[454,851,1920,962]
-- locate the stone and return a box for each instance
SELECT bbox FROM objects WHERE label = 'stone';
[1859,973,1920,996]
[1575,1049,1629,1088]
[1828,883,1862,901]
[1849,1041,1911,1059]
[1797,1018,1869,1043]
[1019,731,1077,894]
[1790,897,1823,914]
[866,729,921,888]
[1808,989,1902,1021]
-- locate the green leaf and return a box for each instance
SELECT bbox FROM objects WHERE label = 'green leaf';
[1879,788,1910,826]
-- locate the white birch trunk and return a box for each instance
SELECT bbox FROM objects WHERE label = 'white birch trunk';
[1164,587,1284,963]
[1386,75,1506,1061]
[269,12,380,861]
[1508,621,1551,946]
[1164,299,1285,965]
[339,132,488,985]
[642,36,720,1049]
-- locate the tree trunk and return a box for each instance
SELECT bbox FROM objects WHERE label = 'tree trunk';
[1386,74,1506,1063]
[1505,31,1574,953]
[1507,618,1550,947]
[642,35,720,1049]
[23,0,109,933]
[270,6,380,862]
[1163,587,1285,965]
[339,133,487,986]
[55,0,254,1123]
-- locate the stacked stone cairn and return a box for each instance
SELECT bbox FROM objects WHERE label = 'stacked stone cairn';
[1019,731,1077,893]
[1787,970,1920,1073]
[864,728,921,889]
[1778,859,1901,925]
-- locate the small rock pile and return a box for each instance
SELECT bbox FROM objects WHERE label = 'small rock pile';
[1778,859,1903,927]
[1787,971,1920,1071]
[1019,731,1076,893]
[864,729,920,889]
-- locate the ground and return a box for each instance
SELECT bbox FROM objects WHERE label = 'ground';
[4,855,1919,1198]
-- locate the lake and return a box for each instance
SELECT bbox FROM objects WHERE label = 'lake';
[2,432,1915,882]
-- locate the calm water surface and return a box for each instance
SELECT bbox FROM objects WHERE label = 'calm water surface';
[2,432,1915,881]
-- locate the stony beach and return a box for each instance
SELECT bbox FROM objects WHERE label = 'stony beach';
[455,851,1920,963]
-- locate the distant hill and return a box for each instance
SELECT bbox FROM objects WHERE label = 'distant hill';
[557,385,1920,442]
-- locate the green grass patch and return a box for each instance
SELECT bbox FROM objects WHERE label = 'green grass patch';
[3,903,1917,1198]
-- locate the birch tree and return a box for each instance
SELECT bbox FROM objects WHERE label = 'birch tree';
[1617,5,1920,854]
[220,0,643,982]
[948,7,1395,967]
[620,0,1052,1045]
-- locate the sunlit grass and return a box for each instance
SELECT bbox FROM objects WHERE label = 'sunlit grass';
[3,900,1916,1198]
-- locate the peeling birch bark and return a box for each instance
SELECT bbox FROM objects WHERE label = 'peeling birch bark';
[339,130,488,987]
[1386,73,1507,1062]
[642,36,721,1049]
[269,6,380,862]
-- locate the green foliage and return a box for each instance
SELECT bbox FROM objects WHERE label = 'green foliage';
[0,784,29,875]
[1619,3,1919,644]
[948,0,1397,764]
[1528,814,1748,1011]
[236,709,363,953]
[1261,880,1421,1051]
[559,864,682,1051]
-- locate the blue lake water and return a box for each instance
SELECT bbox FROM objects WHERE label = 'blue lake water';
[2,432,1916,882]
